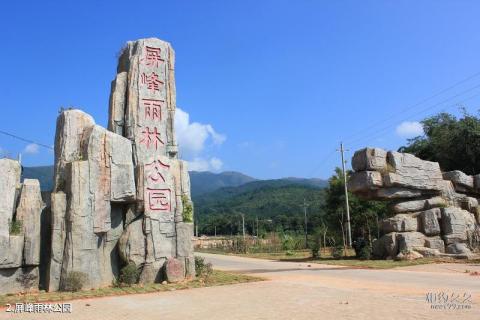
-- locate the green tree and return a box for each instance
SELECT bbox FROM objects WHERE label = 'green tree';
[323,167,387,245]
[399,110,480,175]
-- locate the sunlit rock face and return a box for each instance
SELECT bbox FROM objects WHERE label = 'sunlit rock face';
[45,38,194,292]
[0,159,45,294]
[349,147,480,260]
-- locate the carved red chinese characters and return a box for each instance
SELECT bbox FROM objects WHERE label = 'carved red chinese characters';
[142,46,164,68]
[140,127,164,150]
[141,72,164,92]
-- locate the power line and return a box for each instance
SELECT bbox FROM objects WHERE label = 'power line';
[0,130,53,150]
[345,84,480,148]
[343,70,480,142]
[306,149,337,178]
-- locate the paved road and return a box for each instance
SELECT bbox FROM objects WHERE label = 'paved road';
[2,253,479,320]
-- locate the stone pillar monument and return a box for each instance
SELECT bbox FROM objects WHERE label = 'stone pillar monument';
[109,38,194,282]
[47,38,194,291]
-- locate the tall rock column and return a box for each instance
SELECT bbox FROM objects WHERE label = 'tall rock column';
[110,38,194,282]
[0,159,44,294]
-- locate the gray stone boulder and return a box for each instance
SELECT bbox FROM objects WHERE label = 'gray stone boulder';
[0,158,21,238]
[397,232,426,252]
[391,197,446,213]
[441,207,476,244]
[164,258,185,283]
[351,147,387,172]
[47,192,67,292]
[391,199,426,213]
[16,179,44,266]
[118,218,146,267]
[424,236,445,252]
[396,249,424,260]
[0,267,39,294]
[445,243,473,255]
[443,171,474,193]
[384,152,444,191]
[372,233,398,258]
[381,214,418,233]
[53,109,95,191]
[375,188,424,199]
[420,208,441,236]
[348,171,383,194]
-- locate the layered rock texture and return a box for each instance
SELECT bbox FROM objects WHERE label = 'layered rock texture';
[45,38,195,291]
[0,159,45,294]
[0,38,193,294]
[349,148,480,260]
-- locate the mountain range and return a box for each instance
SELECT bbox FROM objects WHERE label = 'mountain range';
[21,165,328,196]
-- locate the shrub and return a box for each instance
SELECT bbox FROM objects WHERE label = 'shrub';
[119,263,140,286]
[61,271,87,292]
[353,237,372,260]
[332,246,344,259]
[182,195,194,223]
[308,231,322,259]
[357,245,372,260]
[195,256,213,278]
[9,219,22,235]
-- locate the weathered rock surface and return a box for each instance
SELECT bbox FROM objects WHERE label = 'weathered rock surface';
[0,159,21,238]
[0,267,39,295]
[441,207,476,245]
[397,232,426,252]
[443,170,474,193]
[47,192,66,291]
[350,147,480,260]
[348,171,383,193]
[384,152,444,191]
[420,209,441,236]
[0,160,44,294]
[446,243,473,255]
[425,236,445,252]
[165,258,185,283]
[118,218,146,267]
[53,109,95,191]
[0,37,194,294]
[351,147,387,172]
[372,232,398,258]
[16,179,44,266]
[381,214,418,233]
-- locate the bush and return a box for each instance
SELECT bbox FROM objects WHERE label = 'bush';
[353,238,371,260]
[195,256,213,278]
[308,231,322,259]
[357,245,372,260]
[332,246,344,259]
[9,219,22,235]
[182,195,194,223]
[119,263,140,286]
[61,271,87,292]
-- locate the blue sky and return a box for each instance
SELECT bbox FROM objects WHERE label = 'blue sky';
[1,1,480,179]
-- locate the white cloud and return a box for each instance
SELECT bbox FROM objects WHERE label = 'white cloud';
[395,121,424,138]
[175,108,226,158]
[175,108,225,172]
[188,157,223,172]
[24,143,39,154]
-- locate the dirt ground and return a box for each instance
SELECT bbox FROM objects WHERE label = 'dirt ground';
[1,253,479,320]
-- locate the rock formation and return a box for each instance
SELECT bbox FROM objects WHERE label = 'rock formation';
[45,37,194,291]
[0,159,45,294]
[349,148,480,260]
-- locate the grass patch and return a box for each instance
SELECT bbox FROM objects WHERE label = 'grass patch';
[197,249,480,270]
[0,270,263,306]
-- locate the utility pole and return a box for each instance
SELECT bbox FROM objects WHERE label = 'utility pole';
[338,142,352,247]
[241,213,246,242]
[303,198,309,248]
